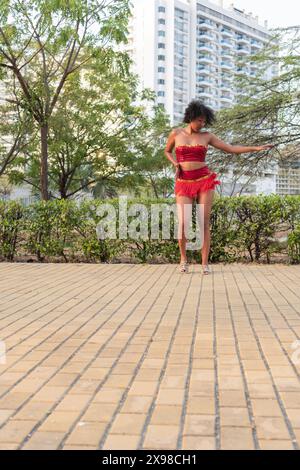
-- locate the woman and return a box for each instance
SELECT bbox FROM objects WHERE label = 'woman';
[164,100,274,275]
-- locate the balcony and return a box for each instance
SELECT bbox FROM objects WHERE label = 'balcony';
[236,36,249,45]
[221,50,232,59]
[250,40,261,49]
[197,43,213,52]
[198,32,215,41]
[221,29,233,38]
[198,20,214,30]
[221,61,234,70]
[198,55,214,64]
[235,68,249,75]
[197,77,213,86]
[197,67,212,75]
[221,83,232,89]
[198,90,212,98]
[220,95,232,102]
[221,39,233,47]
[237,47,250,55]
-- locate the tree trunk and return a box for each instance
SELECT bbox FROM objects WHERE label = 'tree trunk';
[40,124,49,200]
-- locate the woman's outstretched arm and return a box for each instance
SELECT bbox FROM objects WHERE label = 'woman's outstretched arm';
[208,133,274,154]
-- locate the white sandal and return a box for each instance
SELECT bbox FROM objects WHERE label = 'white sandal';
[179,261,189,273]
[202,264,211,275]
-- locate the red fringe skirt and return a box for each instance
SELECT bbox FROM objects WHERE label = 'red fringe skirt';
[175,165,221,198]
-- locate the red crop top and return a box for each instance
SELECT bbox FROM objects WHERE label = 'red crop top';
[175,144,208,163]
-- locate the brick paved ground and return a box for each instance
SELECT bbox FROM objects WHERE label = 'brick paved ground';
[0,262,299,450]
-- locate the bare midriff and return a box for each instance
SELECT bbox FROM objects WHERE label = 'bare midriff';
[176,160,207,170]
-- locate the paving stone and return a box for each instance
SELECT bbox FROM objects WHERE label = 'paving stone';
[258,440,294,450]
[220,426,255,450]
[183,414,215,436]
[22,432,66,450]
[182,436,215,450]
[220,407,251,427]
[255,417,292,440]
[110,413,146,434]
[102,434,140,450]
[150,405,182,425]
[251,399,282,417]
[143,425,179,449]
[64,422,107,446]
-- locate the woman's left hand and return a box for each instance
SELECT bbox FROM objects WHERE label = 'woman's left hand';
[255,144,275,151]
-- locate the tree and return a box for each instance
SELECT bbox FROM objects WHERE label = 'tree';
[121,104,175,199]
[7,51,172,200]
[0,0,131,200]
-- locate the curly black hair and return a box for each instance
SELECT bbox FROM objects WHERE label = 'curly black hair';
[183,99,216,126]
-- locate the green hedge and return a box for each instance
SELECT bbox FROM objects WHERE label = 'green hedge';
[0,195,300,264]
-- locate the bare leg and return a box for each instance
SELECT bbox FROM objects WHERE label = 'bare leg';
[176,194,193,263]
[196,189,214,266]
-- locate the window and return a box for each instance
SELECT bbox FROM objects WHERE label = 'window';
[158,91,165,97]
[158,79,165,84]
[158,31,165,37]
[174,103,183,113]
[175,32,188,44]
[175,20,186,33]
[174,79,184,90]
[158,19,165,24]
[175,8,187,21]
[158,43,165,49]
[158,55,165,61]
[175,69,184,79]
[174,44,187,55]
[158,6,165,13]
[176,57,185,66]
[158,67,165,73]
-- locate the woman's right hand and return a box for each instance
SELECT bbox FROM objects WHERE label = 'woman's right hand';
[175,163,181,179]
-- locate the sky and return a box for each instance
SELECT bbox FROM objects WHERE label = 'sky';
[215,0,300,28]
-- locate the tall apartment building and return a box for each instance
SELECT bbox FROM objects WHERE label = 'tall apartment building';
[127,0,277,124]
